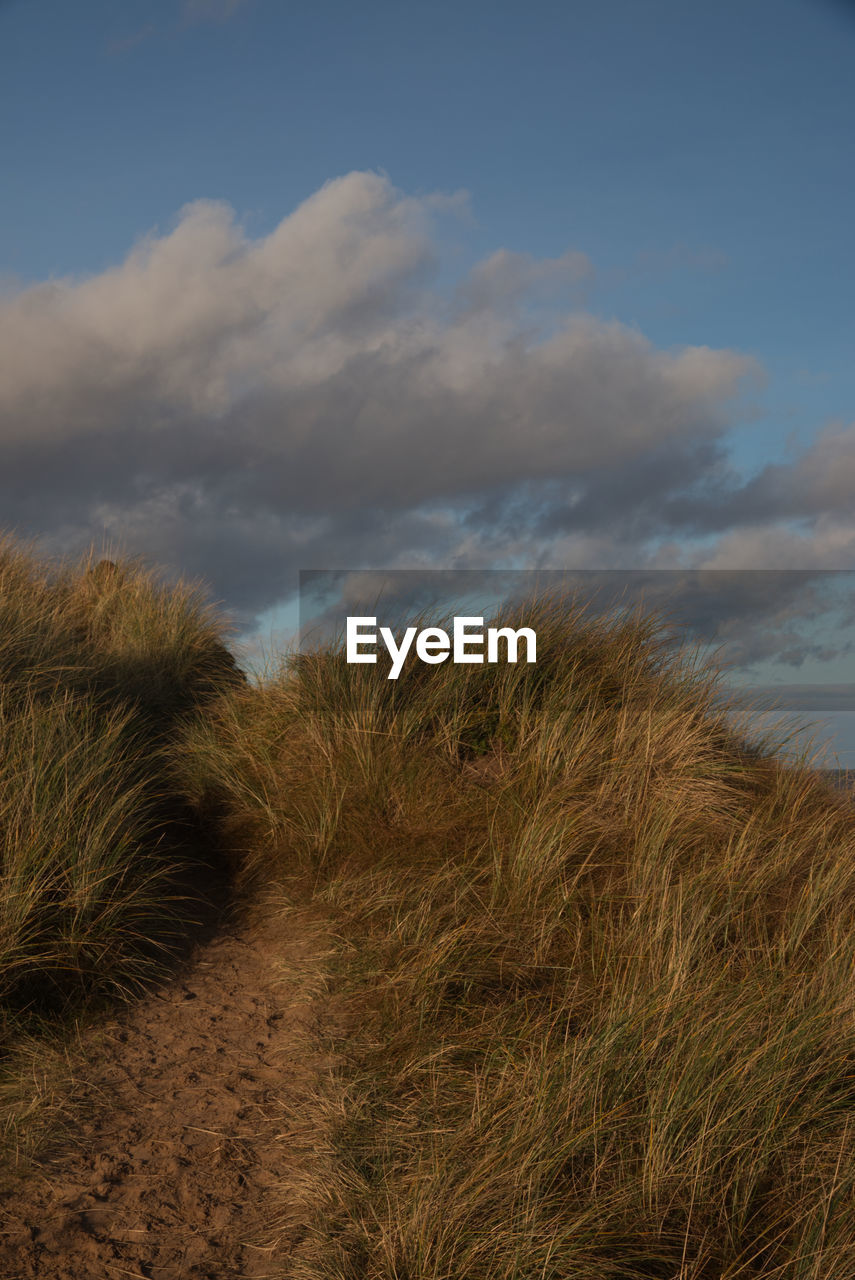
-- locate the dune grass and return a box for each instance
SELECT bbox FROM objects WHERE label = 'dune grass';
[0,535,242,1019]
[176,593,855,1278]
[6,538,855,1274]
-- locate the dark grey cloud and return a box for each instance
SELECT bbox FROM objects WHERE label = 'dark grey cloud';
[1,170,853,648]
[648,420,855,534]
[297,568,855,692]
[740,684,855,712]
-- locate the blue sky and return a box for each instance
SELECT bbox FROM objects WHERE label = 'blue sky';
[2,0,854,761]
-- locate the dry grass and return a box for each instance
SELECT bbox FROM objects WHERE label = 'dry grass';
[7,538,855,1275]
[177,593,855,1278]
[0,535,243,1164]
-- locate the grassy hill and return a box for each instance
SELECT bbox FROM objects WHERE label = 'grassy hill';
[0,536,242,1015]
[176,594,855,1277]
[4,539,855,1276]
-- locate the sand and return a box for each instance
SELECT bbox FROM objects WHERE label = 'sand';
[0,893,338,1279]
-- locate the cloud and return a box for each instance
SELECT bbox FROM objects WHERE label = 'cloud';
[104,24,159,56]
[105,0,250,53]
[598,242,731,292]
[301,566,855,687]
[651,422,855,537]
[632,243,730,276]
[0,169,851,652]
[181,0,250,24]
[452,247,594,316]
[739,685,855,712]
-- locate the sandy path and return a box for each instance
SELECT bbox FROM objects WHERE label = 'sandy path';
[0,892,338,1279]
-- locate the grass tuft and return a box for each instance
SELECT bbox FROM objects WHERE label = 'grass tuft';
[0,535,244,1159]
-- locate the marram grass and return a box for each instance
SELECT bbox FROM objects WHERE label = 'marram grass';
[0,535,242,1017]
[6,540,855,1276]
[178,593,855,1278]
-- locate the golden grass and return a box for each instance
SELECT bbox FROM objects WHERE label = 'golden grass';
[6,535,855,1275]
[0,534,242,1016]
[177,593,855,1277]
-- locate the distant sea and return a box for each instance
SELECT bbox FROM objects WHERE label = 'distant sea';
[734,708,855,773]
[815,769,855,801]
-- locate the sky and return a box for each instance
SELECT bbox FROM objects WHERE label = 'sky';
[1,0,854,762]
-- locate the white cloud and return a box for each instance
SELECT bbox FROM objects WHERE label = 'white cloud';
[0,169,849,633]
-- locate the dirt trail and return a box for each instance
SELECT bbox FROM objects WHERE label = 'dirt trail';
[0,891,340,1279]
